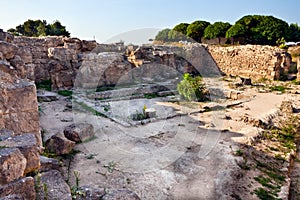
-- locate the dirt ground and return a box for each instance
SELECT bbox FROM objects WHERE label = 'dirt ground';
[39,80,300,199]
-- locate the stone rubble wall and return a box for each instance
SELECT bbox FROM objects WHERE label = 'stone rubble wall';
[13,36,97,89]
[207,45,292,81]
[0,30,41,199]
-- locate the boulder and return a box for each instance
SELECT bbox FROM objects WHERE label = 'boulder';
[102,189,140,200]
[64,123,95,143]
[34,170,72,200]
[0,177,36,199]
[0,148,26,185]
[45,133,75,155]
[39,156,60,173]
[0,41,18,60]
[0,133,41,174]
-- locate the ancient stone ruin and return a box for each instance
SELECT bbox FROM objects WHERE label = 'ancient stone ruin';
[1,27,300,199]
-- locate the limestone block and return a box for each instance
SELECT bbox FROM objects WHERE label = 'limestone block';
[0,148,26,185]
[64,123,95,143]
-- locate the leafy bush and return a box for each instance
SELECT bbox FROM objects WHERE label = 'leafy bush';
[177,73,206,101]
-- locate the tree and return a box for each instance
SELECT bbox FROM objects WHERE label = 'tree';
[287,23,300,42]
[203,22,231,39]
[226,15,289,45]
[186,20,210,42]
[7,19,70,37]
[173,23,190,35]
[155,28,171,42]
[47,20,70,37]
[168,29,188,41]
[226,24,247,38]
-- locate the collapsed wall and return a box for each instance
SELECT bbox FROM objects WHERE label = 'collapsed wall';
[207,45,292,81]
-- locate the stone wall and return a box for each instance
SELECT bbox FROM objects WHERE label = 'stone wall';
[13,36,97,89]
[0,31,41,199]
[0,36,41,146]
[207,45,292,81]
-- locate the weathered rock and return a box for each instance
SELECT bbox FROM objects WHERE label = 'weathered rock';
[37,90,59,102]
[0,133,41,174]
[39,156,60,172]
[0,75,41,146]
[0,148,26,185]
[45,133,75,155]
[0,177,36,199]
[0,41,18,60]
[34,170,72,200]
[0,29,14,43]
[64,123,95,143]
[102,189,140,200]
[280,101,294,114]
[145,108,156,118]
[0,129,14,137]
[82,40,97,51]
[75,186,106,200]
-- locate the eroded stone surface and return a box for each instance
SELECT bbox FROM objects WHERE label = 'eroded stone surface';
[0,148,26,185]
[63,123,95,143]
[34,170,71,200]
[45,133,75,155]
[0,133,40,174]
[0,177,36,199]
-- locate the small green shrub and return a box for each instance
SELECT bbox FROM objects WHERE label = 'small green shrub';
[36,80,52,91]
[235,149,244,156]
[177,73,207,101]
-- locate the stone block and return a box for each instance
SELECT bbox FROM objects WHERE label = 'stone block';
[45,133,75,155]
[0,177,36,199]
[64,123,95,143]
[0,148,26,185]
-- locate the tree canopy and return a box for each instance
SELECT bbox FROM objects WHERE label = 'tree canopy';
[186,20,210,42]
[173,23,190,35]
[154,14,300,45]
[203,22,231,39]
[8,19,70,37]
[155,28,171,42]
[226,15,290,45]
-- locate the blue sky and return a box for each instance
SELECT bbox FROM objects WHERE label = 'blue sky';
[1,0,300,44]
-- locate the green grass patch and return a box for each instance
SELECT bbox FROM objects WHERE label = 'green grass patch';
[35,80,52,91]
[144,93,159,99]
[269,85,287,92]
[254,176,278,190]
[254,188,279,200]
[57,90,73,97]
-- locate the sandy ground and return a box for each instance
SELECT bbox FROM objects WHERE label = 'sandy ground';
[39,82,300,199]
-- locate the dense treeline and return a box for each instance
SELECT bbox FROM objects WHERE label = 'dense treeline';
[155,15,300,45]
[7,19,70,37]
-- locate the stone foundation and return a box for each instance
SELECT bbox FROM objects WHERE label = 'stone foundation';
[207,45,291,80]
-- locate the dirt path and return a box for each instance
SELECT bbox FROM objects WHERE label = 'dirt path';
[39,84,300,199]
